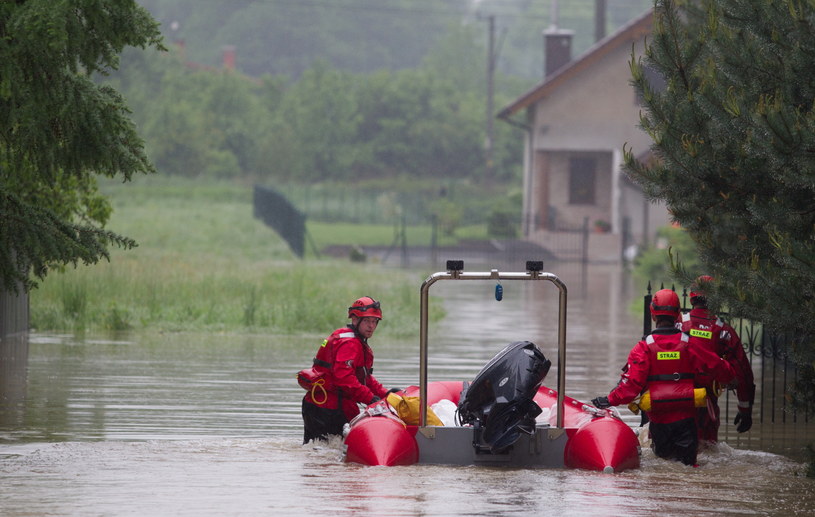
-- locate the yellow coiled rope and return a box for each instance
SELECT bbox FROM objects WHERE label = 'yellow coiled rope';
[310,378,328,405]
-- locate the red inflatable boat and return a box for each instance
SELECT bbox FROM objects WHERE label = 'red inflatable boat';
[342,262,641,473]
[344,380,640,472]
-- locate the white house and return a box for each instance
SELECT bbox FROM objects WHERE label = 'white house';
[498,9,670,262]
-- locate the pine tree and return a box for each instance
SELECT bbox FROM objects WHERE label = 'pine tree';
[625,0,815,407]
[0,0,164,292]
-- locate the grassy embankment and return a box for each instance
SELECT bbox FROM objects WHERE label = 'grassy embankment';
[29,176,451,337]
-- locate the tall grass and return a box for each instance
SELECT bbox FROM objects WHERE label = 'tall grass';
[30,176,441,337]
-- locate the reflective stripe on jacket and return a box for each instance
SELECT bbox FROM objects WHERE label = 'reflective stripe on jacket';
[681,308,755,408]
[608,327,737,424]
[681,311,724,390]
[644,332,697,421]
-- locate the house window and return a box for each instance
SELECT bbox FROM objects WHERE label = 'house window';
[569,157,596,205]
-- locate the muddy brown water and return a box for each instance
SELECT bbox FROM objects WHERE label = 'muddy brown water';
[1,265,813,516]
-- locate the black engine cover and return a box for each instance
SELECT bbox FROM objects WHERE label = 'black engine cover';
[457,341,551,452]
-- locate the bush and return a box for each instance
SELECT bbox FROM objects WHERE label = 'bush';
[432,198,463,236]
[487,207,518,238]
[486,195,520,238]
[632,224,699,290]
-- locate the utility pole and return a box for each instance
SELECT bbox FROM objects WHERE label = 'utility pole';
[485,14,496,187]
[595,0,607,42]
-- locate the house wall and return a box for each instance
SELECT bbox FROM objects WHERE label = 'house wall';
[531,41,652,153]
[524,36,669,259]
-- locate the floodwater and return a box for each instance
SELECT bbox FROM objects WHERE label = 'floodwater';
[1,264,813,516]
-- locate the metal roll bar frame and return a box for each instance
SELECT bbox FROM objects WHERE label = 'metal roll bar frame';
[419,260,567,428]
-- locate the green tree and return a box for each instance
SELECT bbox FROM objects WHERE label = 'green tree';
[105,15,523,190]
[110,44,279,179]
[624,0,815,408]
[136,54,215,177]
[354,68,482,181]
[139,0,469,78]
[0,0,163,292]
[276,60,361,182]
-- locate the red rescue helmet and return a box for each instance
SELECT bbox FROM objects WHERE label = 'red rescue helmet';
[650,289,680,320]
[690,275,714,302]
[348,296,382,320]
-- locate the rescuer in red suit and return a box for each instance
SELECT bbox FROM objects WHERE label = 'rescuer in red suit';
[592,289,737,466]
[301,296,396,444]
[681,275,755,444]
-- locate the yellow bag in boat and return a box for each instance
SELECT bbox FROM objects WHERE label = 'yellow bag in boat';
[386,393,443,426]
[629,388,707,414]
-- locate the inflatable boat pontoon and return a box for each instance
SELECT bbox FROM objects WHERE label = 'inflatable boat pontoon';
[343,261,641,473]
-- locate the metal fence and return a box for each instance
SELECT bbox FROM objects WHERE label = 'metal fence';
[545,217,591,262]
[256,183,626,272]
[276,183,504,227]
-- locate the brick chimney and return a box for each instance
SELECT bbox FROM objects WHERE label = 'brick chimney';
[543,27,573,77]
[222,45,236,71]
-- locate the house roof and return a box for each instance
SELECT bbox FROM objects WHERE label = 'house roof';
[497,9,653,120]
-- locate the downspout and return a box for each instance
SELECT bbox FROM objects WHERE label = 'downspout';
[497,111,533,237]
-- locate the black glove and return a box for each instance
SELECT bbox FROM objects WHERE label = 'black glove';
[734,411,752,433]
[368,396,381,405]
[386,387,402,395]
[591,396,610,409]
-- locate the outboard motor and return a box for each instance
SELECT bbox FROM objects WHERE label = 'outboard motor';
[457,341,551,453]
